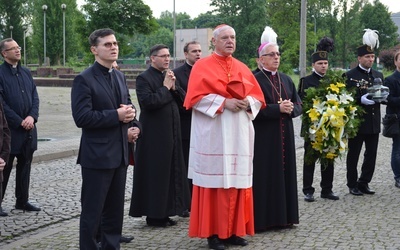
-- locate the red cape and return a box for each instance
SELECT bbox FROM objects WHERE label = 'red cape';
[184,53,266,109]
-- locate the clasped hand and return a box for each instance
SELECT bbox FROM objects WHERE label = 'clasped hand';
[118,104,135,123]
[225,98,249,112]
[163,69,176,90]
[128,127,140,143]
[279,99,294,114]
[21,116,34,130]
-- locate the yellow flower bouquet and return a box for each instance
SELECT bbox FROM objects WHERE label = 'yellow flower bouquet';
[302,70,362,165]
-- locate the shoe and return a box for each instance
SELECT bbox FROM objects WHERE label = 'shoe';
[179,209,190,217]
[224,235,248,246]
[146,217,177,227]
[0,207,8,216]
[358,184,375,194]
[15,202,41,211]
[349,187,363,196]
[166,217,177,226]
[304,193,315,202]
[321,192,339,200]
[207,235,225,250]
[120,235,134,243]
[395,179,400,188]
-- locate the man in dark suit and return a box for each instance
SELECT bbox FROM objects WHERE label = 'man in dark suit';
[173,41,201,217]
[344,31,384,196]
[298,38,338,202]
[71,28,135,249]
[0,38,40,212]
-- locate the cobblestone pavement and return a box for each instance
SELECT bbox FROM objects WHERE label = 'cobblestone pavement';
[1,87,400,249]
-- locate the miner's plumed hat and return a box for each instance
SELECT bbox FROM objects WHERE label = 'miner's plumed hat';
[357,29,379,56]
[311,37,334,63]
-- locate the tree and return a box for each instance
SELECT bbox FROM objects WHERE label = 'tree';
[193,11,223,29]
[83,0,158,36]
[210,0,268,65]
[0,0,28,45]
[359,0,399,51]
[30,0,82,66]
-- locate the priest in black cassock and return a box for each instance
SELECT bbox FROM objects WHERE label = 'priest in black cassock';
[253,41,302,232]
[129,44,190,227]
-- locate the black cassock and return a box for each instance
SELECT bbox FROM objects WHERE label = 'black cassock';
[129,66,190,219]
[253,69,302,231]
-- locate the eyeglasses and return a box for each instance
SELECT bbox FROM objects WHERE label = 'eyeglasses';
[3,46,21,52]
[101,42,118,48]
[262,52,281,57]
[154,54,171,59]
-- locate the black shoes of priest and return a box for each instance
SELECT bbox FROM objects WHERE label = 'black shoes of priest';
[321,192,339,200]
[207,235,225,250]
[224,235,248,246]
[207,235,248,249]
[357,184,375,194]
[179,209,190,217]
[304,193,315,202]
[146,217,177,227]
[15,202,41,212]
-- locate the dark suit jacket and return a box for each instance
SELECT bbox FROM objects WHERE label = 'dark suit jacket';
[384,70,400,117]
[0,61,39,154]
[71,61,131,169]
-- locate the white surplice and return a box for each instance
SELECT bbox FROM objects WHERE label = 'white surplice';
[188,94,262,189]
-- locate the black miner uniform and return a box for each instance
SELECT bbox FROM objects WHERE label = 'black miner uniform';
[343,66,383,190]
[298,72,334,197]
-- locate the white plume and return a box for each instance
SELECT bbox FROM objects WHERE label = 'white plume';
[362,29,379,49]
[261,26,277,44]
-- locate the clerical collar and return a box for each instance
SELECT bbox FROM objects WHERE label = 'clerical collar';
[262,67,277,75]
[95,61,112,75]
[5,60,18,68]
[358,64,370,73]
[185,61,193,67]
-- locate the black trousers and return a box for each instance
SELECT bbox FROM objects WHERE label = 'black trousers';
[2,153,33,205]
[302,142,334,195]
[346,133,379,188]
[79,165,127,250]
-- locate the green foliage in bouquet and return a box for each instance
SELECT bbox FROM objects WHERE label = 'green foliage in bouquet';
[301,70,363,165]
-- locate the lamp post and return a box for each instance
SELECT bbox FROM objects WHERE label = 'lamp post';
[61,4,66,67]
[312,15,317,52]
[42,5,48,66]
[10,26,13,38]
[23,25,27,66]
[173,0,176,68]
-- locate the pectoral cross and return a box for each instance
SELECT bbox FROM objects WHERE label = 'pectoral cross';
[278,98,282,104]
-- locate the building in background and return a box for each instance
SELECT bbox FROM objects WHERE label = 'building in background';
[175,28,213,59]
[392,12,400,38]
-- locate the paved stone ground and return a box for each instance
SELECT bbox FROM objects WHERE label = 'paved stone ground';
[1,86,400,249]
